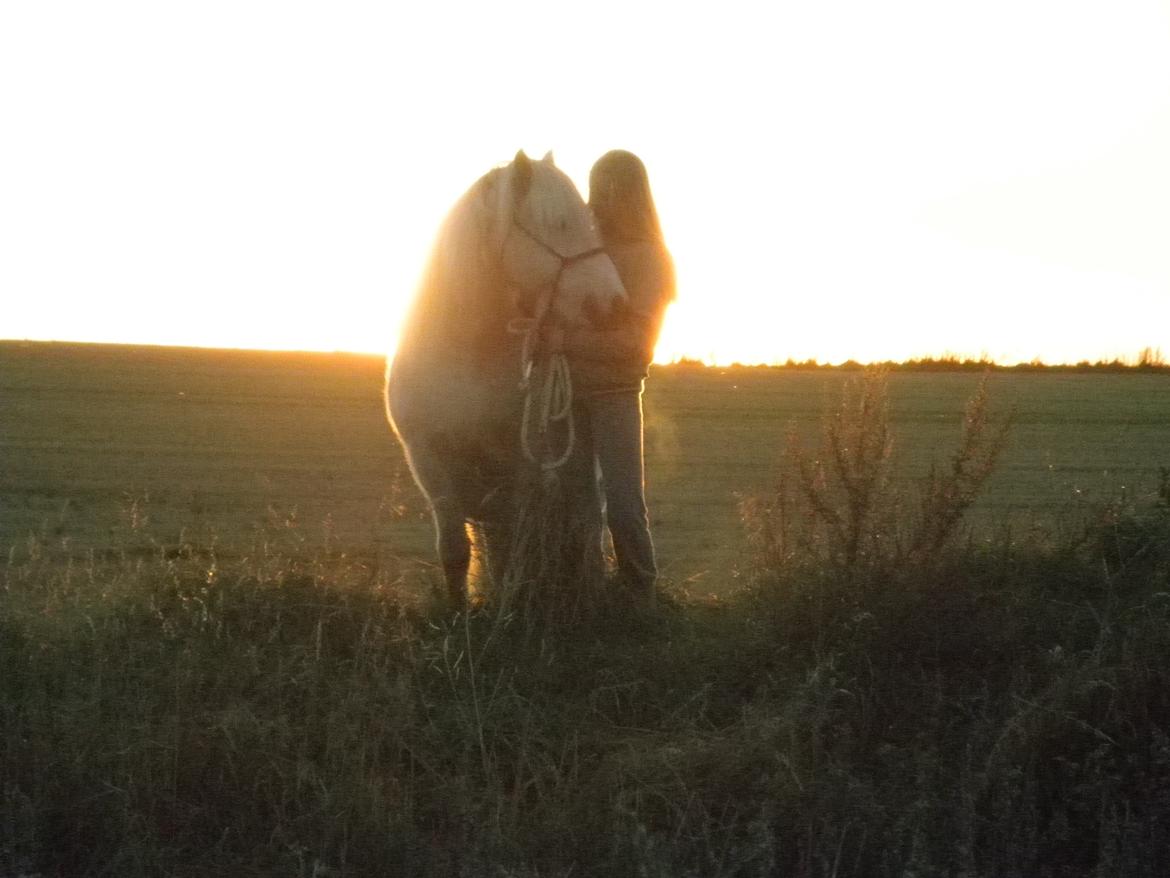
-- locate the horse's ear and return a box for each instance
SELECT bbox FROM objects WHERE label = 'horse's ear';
[513,150,533,203]
[542,150,555,165]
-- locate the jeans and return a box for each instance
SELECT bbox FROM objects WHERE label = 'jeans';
[580,390,657,596]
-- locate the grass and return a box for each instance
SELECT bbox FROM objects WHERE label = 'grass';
[4,369,1170,875]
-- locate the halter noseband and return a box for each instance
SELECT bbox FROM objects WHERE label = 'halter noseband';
[510,216,607,269]
[501,214,608,323]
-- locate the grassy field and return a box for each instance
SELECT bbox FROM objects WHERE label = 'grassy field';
[2,341,1168,594]
[4,342,1170,876]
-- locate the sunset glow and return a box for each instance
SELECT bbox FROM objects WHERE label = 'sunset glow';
[2,1,1168,365]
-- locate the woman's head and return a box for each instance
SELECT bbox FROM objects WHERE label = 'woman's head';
[588,149,664,244]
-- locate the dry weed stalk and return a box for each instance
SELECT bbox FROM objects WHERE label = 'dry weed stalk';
[744,369,1009,583]
[796,368,896,574]
[908,378,1011,564]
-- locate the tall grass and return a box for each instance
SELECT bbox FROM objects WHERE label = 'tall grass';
[3,371,1169,876]
[478,463,610,635]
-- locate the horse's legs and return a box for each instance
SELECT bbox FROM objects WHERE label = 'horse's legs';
[432,500,470,611]
[478,518,515,592]
[402,440,470,611]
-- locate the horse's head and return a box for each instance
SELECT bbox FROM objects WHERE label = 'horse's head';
[495,151,627,327]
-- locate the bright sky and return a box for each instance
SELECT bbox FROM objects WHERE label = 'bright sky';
[3,1,1169,365]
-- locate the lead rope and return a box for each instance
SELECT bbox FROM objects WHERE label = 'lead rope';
[523,352,574,471]
[508,318,576,473]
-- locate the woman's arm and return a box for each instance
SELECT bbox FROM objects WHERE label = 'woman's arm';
[562,317,653,363]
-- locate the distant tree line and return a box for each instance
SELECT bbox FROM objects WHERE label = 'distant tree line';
[664,346,1168,373]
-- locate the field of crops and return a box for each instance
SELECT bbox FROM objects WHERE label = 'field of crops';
[3,341,1168,594]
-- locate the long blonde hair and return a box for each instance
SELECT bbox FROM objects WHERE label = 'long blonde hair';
[588,150,666,245]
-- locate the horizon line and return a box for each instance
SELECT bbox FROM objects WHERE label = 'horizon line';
[2,337,1167,371]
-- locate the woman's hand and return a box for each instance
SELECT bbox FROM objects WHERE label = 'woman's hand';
[584,295,631,329]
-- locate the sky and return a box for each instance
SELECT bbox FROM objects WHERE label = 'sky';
[2,0,1169,365]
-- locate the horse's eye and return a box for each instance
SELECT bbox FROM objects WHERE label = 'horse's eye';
[558,219,568,233]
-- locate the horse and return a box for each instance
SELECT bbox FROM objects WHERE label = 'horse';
[385,151,628,611]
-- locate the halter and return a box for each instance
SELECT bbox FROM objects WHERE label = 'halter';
[501,213,608,325]
[500,213,608,473]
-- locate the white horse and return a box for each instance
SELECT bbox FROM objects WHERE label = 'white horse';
[386,151,627,610]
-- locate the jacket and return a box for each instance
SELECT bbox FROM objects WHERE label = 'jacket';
[565,238,675,396]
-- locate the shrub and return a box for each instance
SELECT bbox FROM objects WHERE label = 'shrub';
[742,368,1009,585]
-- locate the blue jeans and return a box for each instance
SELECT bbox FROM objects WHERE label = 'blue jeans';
[579,390,657,596]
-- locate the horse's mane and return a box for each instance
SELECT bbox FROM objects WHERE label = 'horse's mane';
[394,166,506,355]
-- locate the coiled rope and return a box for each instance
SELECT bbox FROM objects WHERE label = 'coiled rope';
[509,318,575,472]
[498,212,604,477]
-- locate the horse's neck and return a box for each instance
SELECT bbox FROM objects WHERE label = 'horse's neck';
[398,215,522,375]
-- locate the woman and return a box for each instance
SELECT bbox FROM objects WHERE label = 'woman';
[556,149,676,604]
